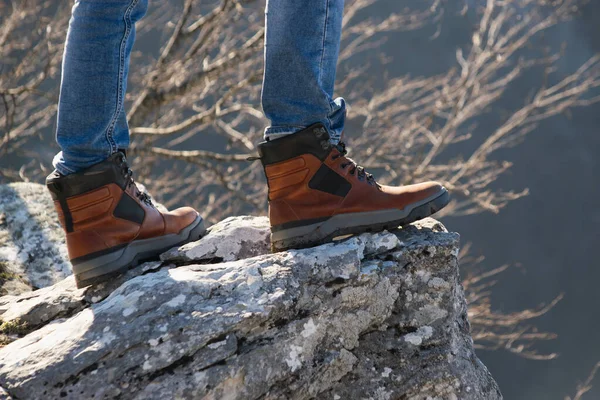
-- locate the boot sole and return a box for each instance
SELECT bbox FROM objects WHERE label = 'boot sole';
[271,188,450,252]
[71,215,206,288]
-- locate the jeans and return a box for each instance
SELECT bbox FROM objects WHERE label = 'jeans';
[53,0,346,175]
[262,0,346,142]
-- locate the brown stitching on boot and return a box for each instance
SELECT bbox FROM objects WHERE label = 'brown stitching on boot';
[265,157,306,178]
[71,199,114,225]
[66,187,111,211]
[268,169,310,195]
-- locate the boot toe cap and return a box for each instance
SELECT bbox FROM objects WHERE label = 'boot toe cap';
[410,181,447,204]
[163,207,200,234]
[417,181,446,197]
[382,181,446,198]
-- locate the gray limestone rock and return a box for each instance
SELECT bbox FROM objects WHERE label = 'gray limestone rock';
[0,183,70,291]
[0,213,267,338]
[161,215,271,263]
[0,208,502,399]
[0,261,166,334]
[0,386,12,400]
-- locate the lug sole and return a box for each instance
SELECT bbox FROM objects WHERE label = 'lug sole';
[271,189,450,252]
[73,215,207,288]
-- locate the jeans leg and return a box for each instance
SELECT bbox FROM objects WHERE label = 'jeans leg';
[262,0,346,143]
[53,0,148,175]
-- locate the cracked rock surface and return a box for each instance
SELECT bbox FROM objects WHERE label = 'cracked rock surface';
[0,185,501,399]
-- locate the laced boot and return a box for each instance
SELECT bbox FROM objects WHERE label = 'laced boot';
[46,152,206,288]
[258,123,450,251]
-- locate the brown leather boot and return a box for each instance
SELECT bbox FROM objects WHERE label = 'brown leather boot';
[46,152,206,288]
[258,123,450,251]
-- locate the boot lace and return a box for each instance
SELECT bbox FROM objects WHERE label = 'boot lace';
[331,142,377,186]
[117,155,154,206]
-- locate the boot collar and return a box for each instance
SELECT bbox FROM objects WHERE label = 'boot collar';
[257,123,333,166]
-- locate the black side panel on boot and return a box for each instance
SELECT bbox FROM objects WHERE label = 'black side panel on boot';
[113,193,145,225]
[308,165,351,197]
[258,123,332,165]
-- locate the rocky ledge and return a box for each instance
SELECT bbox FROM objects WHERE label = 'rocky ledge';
[0,183,501,399]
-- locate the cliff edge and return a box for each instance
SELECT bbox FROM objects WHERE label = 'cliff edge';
[0,183,501,399]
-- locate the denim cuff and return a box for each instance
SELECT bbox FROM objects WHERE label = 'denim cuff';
[264,97,347,144]
[52,152,78,176]
[264,125,306,137]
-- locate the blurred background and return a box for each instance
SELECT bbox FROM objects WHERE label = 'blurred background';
[1,0,599,398]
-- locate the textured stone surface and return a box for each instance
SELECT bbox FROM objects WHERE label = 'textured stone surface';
[0,386,12,399]
[0,261,165,333]
[0,183,70,291]
[161,215,271,263]
[0,212,502,399]
[0,214,269,336]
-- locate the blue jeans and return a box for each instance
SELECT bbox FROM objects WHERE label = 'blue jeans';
[53,0,346,175]
[262,0,346,142]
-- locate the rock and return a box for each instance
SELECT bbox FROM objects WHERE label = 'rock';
[161,215,271,263]
[0,209,502,399]
[0,183,70,291]
[0,214,267,335]
[0,261,166,334]
[0,276,84,328]
[0,386,12,400]
[0,277,30,297]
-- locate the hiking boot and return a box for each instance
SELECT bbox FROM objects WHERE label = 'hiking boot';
[258,123,450,251]
[46,152,206,288]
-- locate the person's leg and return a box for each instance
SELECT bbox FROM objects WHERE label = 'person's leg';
[53,0,148,175]
[262,0,346,144]
[47,0,206,288]
[258,0,450,251]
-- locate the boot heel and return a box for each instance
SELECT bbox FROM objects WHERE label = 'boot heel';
[73,247,131,288]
